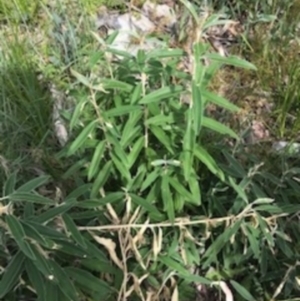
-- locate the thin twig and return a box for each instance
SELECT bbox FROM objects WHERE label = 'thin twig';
[78,213,289,231]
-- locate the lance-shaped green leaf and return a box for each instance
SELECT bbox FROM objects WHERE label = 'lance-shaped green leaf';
[202,219,243,268]
[9,192,54,205]
[228,177,248,203]
[230,280,255,301]
[202,90,239,112]
[15,175,50,193]
[70,98,87,130]
[188,174,201,205]
[21,220,52,248]
[146,48,185,59]
[44,281,60,301]
[25,221,67,240]
[76,192,124,208]
[68,120,97,156]
[161,174,175,222]
[243,224,260,259]
[106,46,134,59]
[139,86,183,104]
[145,114,175,126]
[257,213,274,247]
[182,111,195,181]
[88,140,106,181]
[6,215,36,260]
[53,240,89,258]
[168,177,194,201]
[106,134,129,165]
[195,145,225,181]
[149,125,174,154]
[29,246,55,280]
[130,83,142,104]
[0,251,25,298]
[90,161,113,198]
[179,0,200,25]
[70,69,92,87]
[159,255,209,285]
[121,111,142,147]
[203,117,239,139]
[65,267,114,297]
[4,172,17,195]
[140,169,160,192]
[130,193,162,216]
[204,53,257,70]
[203,15,235,30]
[62,158,87,180]
[101,79,133,92]
[191,81,203,135]
[111,153,131,181]
[105,105,141,117]
[66,184,92,200]
[50,261,80,301]
[159,255,186,274]
[62,213,87,248]
[25,259,46,301]
[32,200,77,223]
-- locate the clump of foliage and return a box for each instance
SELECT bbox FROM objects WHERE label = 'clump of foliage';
[0,1,300,301]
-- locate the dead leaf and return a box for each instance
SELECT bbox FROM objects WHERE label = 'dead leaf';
[92,235,124,270]
[126,273,148,300]
[171,285,179,301]
[211,281,234,301]
[132,218,149,243]
[106,203,120,224]
[0,202,13,216]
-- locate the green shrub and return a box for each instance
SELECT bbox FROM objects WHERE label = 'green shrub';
[0,1,300,301]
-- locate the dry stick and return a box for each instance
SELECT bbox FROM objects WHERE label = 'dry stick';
[78,213,288,231]
[271,265,294,300]
[117,229,128,301]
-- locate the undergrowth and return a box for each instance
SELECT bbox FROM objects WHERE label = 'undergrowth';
[0,1,300,301]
